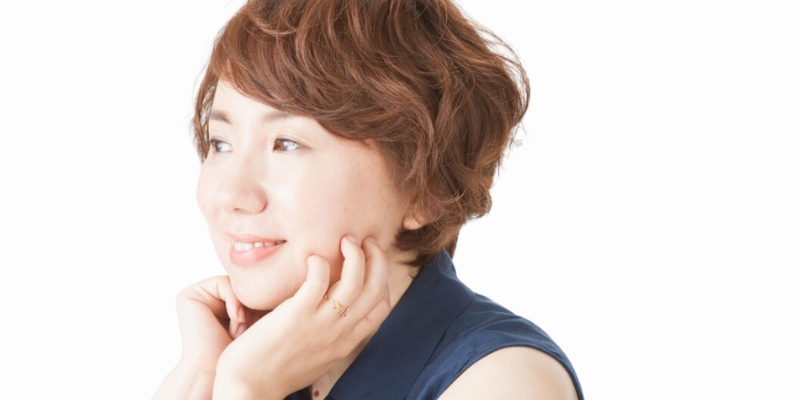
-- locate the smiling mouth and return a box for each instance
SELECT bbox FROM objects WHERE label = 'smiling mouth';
[228,238,287,267]
[232,240,286,252]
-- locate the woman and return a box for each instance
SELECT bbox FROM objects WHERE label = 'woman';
[154,0,583,398]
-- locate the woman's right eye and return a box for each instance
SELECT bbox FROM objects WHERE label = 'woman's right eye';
[209,139,232,154]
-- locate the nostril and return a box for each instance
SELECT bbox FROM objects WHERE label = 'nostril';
[198,150,268,215]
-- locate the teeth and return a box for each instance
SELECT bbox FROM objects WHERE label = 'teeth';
[233,241,282,252]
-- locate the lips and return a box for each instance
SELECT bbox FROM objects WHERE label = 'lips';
[232,240,283,252]
[226,232,286,267]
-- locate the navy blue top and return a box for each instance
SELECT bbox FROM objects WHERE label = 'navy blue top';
[287,251,583,400]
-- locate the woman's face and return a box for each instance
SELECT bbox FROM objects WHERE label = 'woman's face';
[197,80,411,310]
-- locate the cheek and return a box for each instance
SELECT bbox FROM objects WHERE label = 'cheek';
[195,163,236,229]
[309,170,398,242]
[196,166,214,216]
[275,170,366,274]
[293,180,353,253]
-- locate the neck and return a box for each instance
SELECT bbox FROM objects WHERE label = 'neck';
[309,253,417,397]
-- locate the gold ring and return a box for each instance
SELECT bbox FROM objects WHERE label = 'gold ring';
[323,295,350,317]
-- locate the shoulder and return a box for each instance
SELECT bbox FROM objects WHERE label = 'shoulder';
[405,293,583,399]
[438,346,580,400]
[388,254,582,399]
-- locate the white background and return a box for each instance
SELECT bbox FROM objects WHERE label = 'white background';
[0,1,797,398]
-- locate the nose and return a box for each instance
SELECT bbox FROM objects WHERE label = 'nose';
[208,156,268,215]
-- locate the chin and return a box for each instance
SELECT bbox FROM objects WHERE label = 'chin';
[229,277,299,311]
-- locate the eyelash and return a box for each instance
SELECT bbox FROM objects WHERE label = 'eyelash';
[274,138,302,152]
[209,139,231,154]
[207,138,302,154]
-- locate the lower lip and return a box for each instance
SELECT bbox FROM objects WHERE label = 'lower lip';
[228,242,285,267]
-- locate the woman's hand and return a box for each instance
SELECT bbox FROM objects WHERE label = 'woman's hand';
[153,275,255,399]
[212,236,392,399]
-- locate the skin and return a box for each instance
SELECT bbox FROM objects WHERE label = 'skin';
[153,81,578,399]
[196,80,419,312]
[439,347,580,400]
[154,80,420,399]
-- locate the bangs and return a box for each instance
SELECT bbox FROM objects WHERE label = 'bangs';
[192,0,529,267]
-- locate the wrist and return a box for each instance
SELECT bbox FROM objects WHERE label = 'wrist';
[212,353,284,400]
[153,360,216,400]
[212,369,283,400]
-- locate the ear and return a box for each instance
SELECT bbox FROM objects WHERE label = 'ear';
[402,206,427,231]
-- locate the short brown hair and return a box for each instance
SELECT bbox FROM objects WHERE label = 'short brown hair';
[193,0,529,267]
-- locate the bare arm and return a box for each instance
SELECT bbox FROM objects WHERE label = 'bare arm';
[152,361,216,400]
[438,347,579,400]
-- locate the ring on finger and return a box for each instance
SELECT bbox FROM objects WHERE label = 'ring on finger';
[323,294,350,317]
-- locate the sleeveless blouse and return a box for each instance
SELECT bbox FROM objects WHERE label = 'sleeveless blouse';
[287,251,584,400]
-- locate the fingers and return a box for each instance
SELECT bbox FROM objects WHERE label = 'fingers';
[203,238,392,388]
[175,276,243,355]
[277,235,389,329]
[214,280,247,338]
[361,237,390,307]
[351,237,391,334]
[291,254,331,311]
[321,236,390,323]
[325,235,366,308]
[177,276,236,320]
[340,235,366,296]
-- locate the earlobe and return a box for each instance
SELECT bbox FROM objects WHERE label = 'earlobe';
[402,213,425,231]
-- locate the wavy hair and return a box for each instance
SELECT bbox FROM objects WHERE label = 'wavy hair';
[194,0,529,267]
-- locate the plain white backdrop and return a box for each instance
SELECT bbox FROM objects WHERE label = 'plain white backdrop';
[0,1,797,398]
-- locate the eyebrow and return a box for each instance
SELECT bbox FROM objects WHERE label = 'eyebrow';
[208,109,301,124]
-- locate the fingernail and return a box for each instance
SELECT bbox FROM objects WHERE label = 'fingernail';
[235,324,246,338]
[346,234,357,244]
[237,306,246,323]
[365,237,378,245]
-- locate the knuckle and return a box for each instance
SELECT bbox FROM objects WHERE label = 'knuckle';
[175,286,193,305]
[333,340,354,359]
[362,285,385,306]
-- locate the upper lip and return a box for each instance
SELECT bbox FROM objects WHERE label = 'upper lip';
[225,232,286,243]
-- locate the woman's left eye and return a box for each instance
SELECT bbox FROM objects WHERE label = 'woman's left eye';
[274,138,302,152]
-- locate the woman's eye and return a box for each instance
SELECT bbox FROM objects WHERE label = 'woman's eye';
[274,138,302,152]
[209,139,232,153]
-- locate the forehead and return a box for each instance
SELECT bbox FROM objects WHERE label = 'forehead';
[209,80,324,139]
[210,80,288,119]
